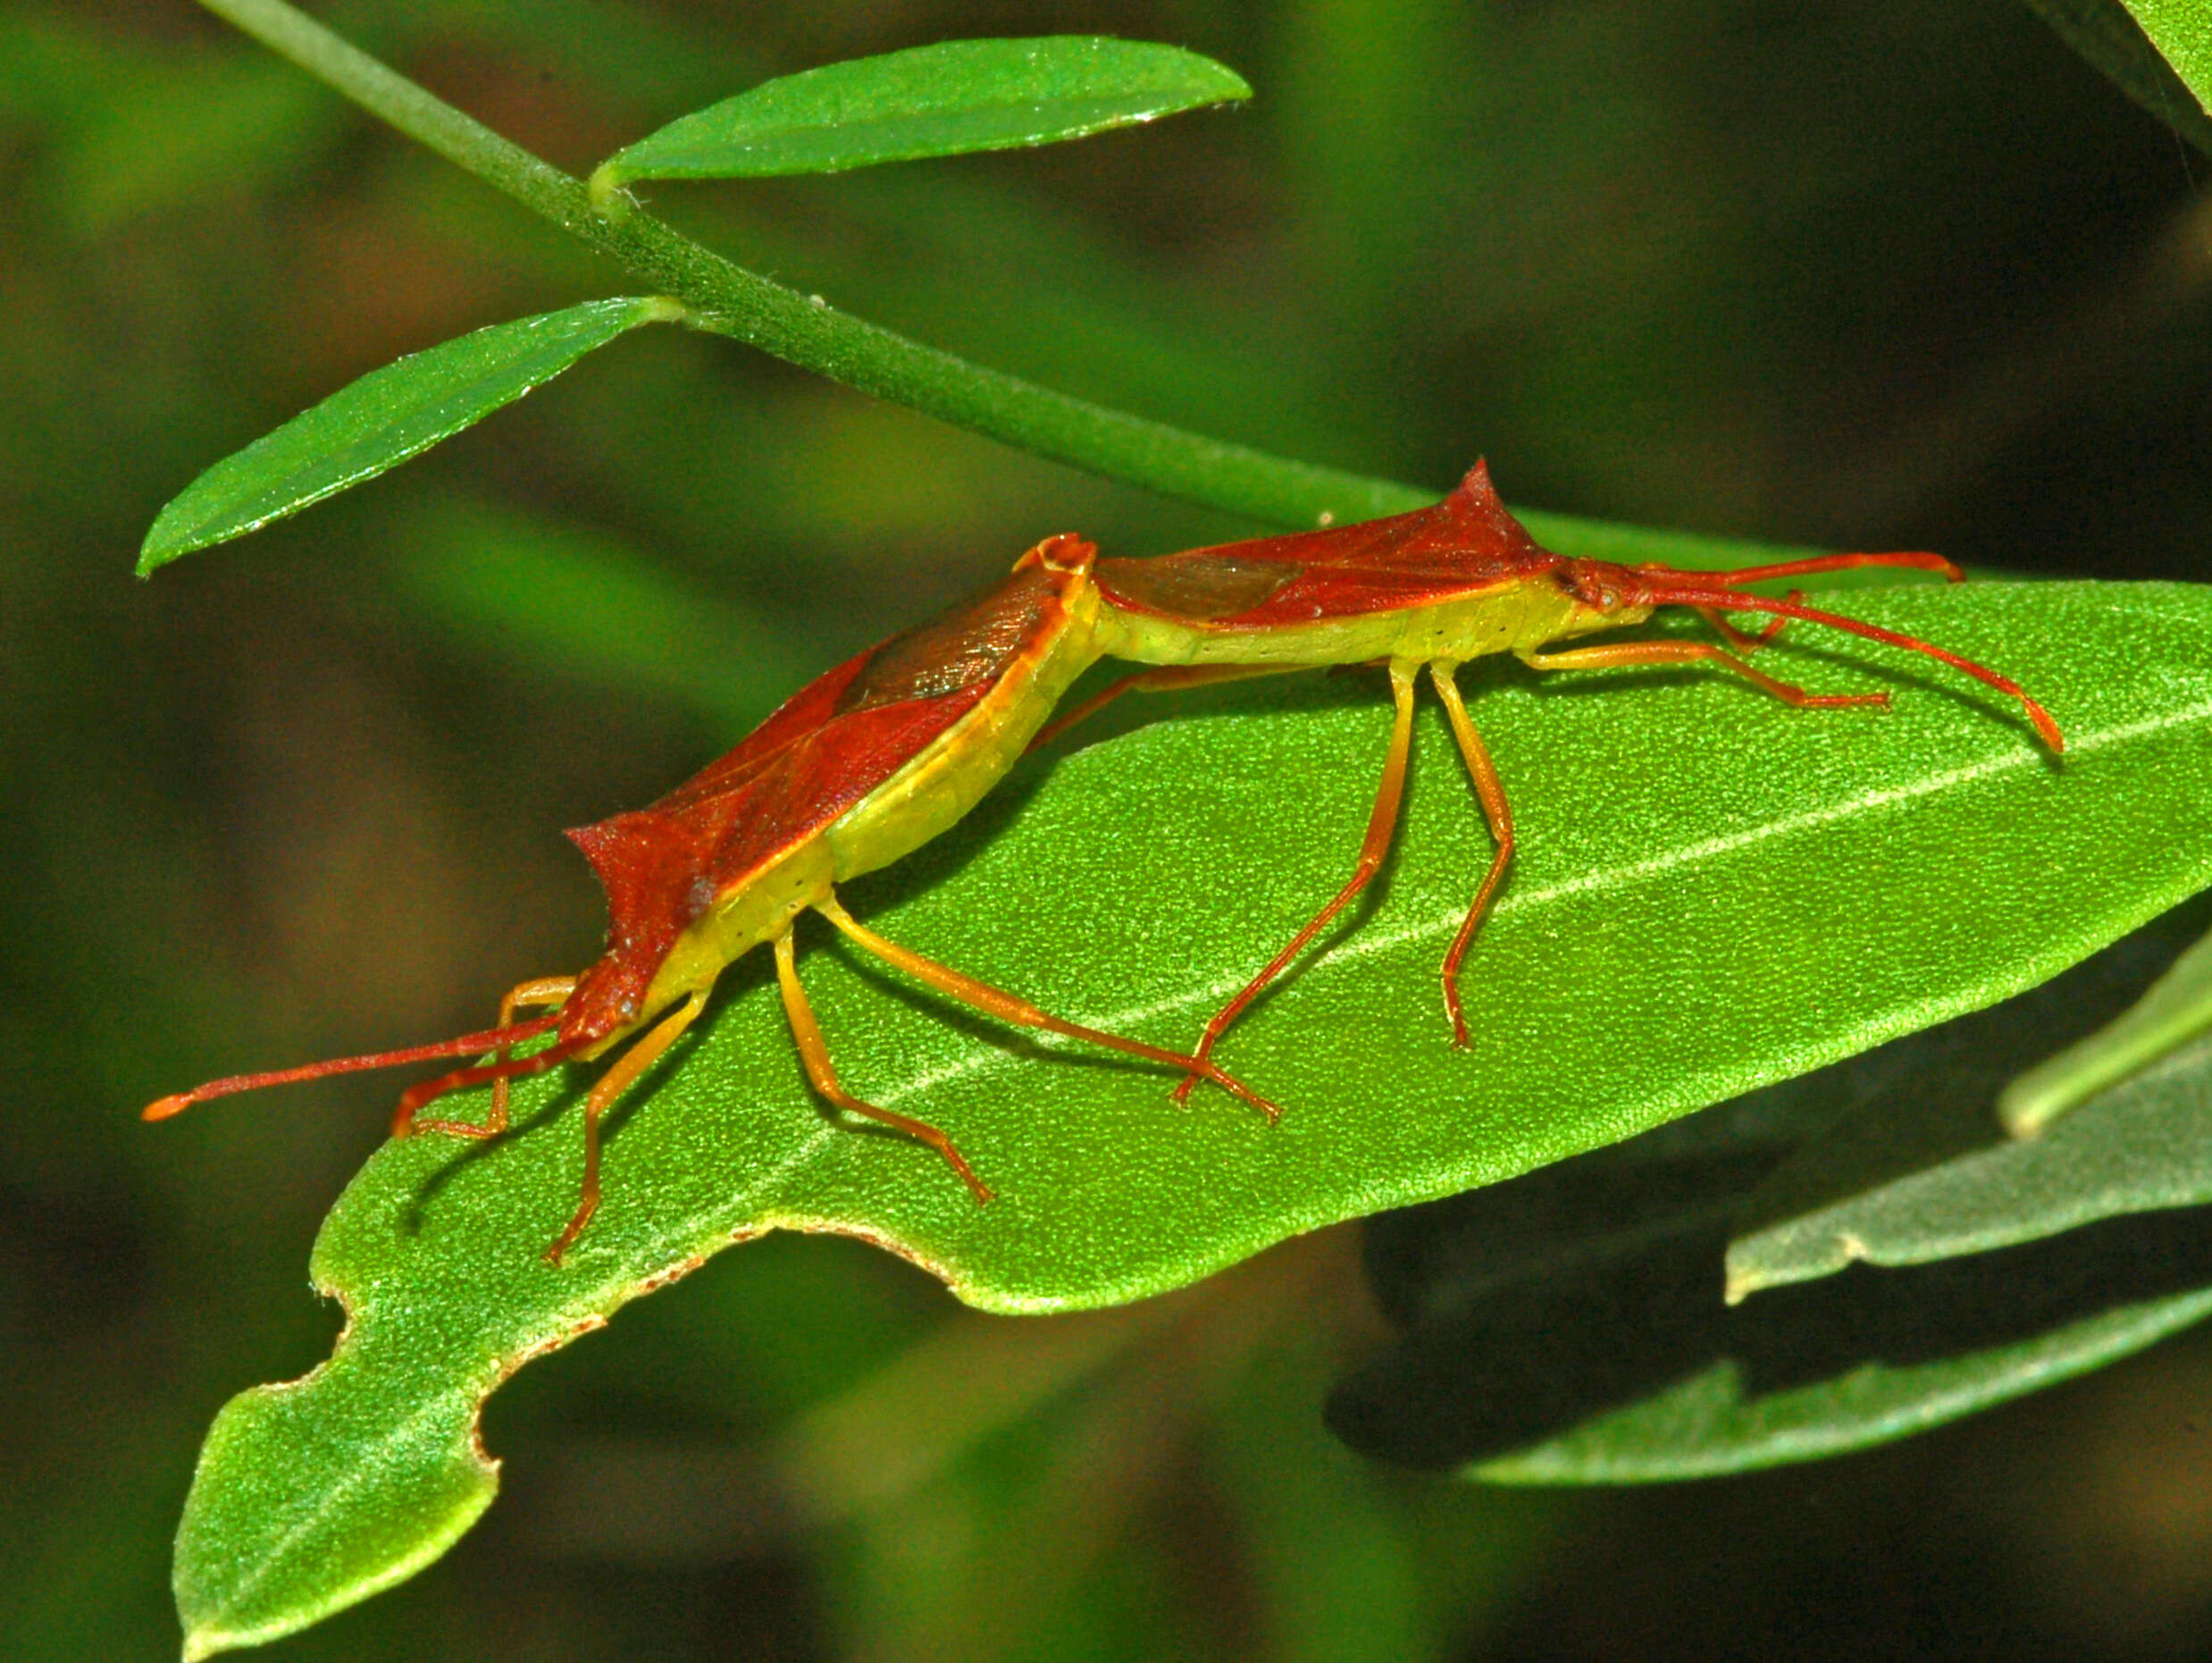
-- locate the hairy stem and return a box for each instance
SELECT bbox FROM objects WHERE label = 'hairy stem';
[194,0,1429,529]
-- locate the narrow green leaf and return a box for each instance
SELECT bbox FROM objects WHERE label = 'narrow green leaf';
[2000,921,2212,1132]
[1473,1259,2212,1485]
[138,298,683,572]
[592,38,1251,193]
[2019,0,2212,155]
[172,582,2212,1649]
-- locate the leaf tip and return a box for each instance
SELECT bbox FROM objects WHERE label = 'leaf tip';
[180,1625,239,1662]
[1997,1085,2057,1140]
[138,516,198,576]
[1210,63,1254,104]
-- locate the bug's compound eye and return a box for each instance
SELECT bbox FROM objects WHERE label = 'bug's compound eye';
[1563,562,1625,610]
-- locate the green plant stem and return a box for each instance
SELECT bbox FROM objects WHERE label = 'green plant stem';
[194,0,1430,529]
[192,0,1840,569]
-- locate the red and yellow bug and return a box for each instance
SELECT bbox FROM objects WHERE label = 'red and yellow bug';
[148,461,2057,1258]
[147,533,1272,1260]
[1068,461,2060,1086]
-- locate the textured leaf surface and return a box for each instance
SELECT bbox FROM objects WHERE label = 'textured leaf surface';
[2120,0,2212,111]
[138,298,680,570]
[1333,1146,2212,1486]
[594,38,1250,185]
[173,581,2212,1651]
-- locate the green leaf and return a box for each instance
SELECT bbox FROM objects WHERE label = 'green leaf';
[1479,1279,2212,1482]
[1726,928,2212,1299]
[1999,920,2212,1132]
[591,38,1251,193]
[2019,1,2212,155]
[172,581,2212,1650]
[1345,1198,2212,1482]
[2118,0,2212,109]
[138,298,683,572]
[1330,909,2212,1481]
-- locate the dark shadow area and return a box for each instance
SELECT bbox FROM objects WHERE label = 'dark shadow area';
[1335,888,2212,1470]
[1333,1190,2212,1469]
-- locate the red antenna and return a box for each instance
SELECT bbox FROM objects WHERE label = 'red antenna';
[1635,574,2064,753]
[141,1011,566,1126]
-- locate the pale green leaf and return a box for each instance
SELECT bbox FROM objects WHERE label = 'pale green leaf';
[1330,934,2212,1480]
[1724,908,2212,1298]
[2000,921,2212,1132]
[1731,1037,2212,1301]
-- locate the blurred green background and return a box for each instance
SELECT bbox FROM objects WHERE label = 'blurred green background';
[4,1,2211,1658]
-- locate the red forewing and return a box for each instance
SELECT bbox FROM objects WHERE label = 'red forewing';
[557,566,1061,1033]
[1094,459,1563,628]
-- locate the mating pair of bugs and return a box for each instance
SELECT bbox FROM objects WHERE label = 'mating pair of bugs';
[148,464,2062,1261]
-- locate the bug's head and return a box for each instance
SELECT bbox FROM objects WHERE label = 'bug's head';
[557,953,650,1049]
[1558,559,1657,619]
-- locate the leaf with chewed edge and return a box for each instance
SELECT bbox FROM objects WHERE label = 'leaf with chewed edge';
[173,581,2212,1652]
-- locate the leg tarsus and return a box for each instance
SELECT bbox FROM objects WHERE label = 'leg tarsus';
[1427,664,1515,1048]
[1171,659,1421,1102]
[542,987,706,1264]
[775,929,993,1202]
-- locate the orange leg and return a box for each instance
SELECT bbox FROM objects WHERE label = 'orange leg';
[542,987,707,1264]
[408,974,577,1138]
[1518,638,1889,710]
[1427,664,1514,1048]
[1172,660,1420,1103]
[1693,587,1801,651]
[774,928,993,1203]
[814,894,1278,1122]
[1029,663,1306,752]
